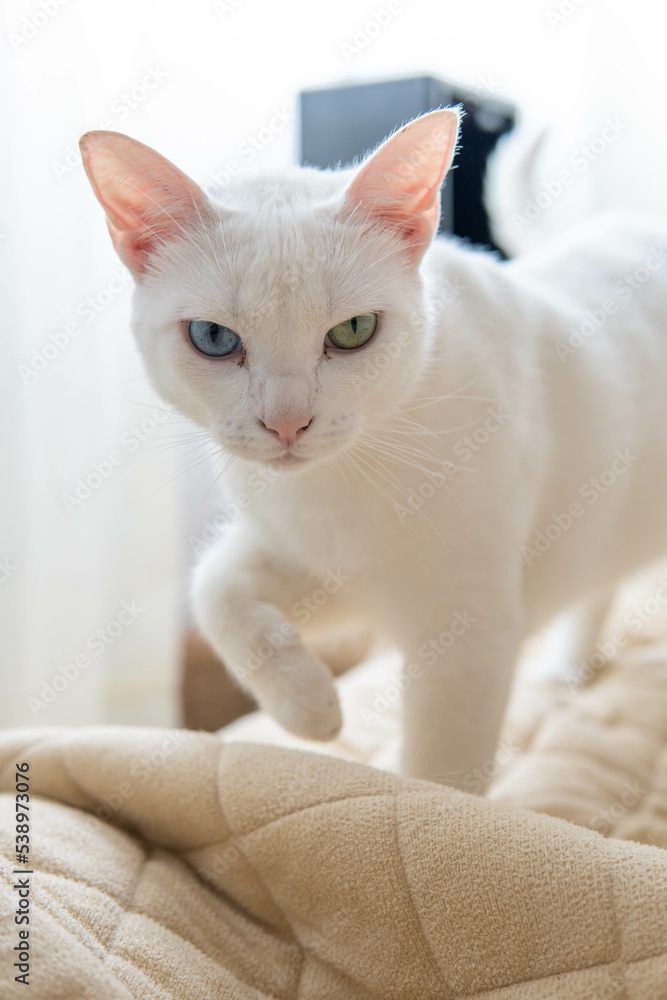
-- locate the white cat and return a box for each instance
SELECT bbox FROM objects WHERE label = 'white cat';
[80,109,667,789]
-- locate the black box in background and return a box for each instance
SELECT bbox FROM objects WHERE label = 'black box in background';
[300,76,515,255]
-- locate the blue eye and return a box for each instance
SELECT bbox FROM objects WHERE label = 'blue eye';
[187,320,242,357]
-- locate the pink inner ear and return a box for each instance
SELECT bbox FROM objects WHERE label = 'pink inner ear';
[79,131,209,278]
[342,108,461,261]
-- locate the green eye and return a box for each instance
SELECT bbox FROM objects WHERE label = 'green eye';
[326,313,378,351]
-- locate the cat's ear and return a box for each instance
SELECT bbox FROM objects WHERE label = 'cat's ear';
[79,131,210,278]
[340,108,461,263]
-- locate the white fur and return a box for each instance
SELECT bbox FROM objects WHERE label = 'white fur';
[81,114,667,789]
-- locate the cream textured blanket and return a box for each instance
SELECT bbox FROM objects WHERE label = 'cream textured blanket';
[3,574,667,997]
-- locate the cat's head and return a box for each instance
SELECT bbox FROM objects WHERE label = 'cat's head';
[79,108,460,471]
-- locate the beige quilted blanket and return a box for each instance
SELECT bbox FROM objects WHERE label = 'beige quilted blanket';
[2,569,667,997]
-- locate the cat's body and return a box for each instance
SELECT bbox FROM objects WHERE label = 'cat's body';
[80,110,667,788]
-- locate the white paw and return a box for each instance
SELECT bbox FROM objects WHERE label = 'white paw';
[248,647,343,741]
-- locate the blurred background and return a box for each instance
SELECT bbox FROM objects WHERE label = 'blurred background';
[2,0,667,730]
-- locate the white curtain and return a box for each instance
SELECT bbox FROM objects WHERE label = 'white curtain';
[1,0,664,728]
[0,38,184,727]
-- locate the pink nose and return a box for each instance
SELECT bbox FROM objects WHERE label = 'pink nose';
[261,415,312,447]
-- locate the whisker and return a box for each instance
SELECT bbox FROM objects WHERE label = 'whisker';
[350,448,451,549]
[358,437,466,483]
[143,444,224,500]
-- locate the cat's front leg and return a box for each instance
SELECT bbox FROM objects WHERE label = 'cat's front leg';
[396,589,523,792]
[191,522,343,741]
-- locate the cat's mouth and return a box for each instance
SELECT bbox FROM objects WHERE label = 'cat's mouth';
[260,429,359,470]
[217,428,357,470]
[213,433,317,470]
[266,452,309,469]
